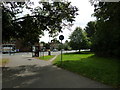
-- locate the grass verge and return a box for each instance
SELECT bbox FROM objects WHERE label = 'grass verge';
[53,52,120,87]
[0,58,9,66]
[38,55,55,61]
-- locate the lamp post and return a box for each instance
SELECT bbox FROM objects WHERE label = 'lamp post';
[59,35,64,66]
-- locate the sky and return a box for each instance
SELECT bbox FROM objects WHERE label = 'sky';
[40,0,96,43]
[22,0,96,43]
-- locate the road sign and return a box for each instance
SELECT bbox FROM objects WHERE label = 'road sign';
[59,35,64,40]
[59,35,64,66]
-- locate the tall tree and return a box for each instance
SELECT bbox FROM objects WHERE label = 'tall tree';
[84,21,96,50]
[84,21,96,38]
[69,27,88,52]
[2,1,78,45]
[90,1,120,57]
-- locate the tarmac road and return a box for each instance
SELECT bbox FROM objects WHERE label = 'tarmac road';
[2,51,112,88]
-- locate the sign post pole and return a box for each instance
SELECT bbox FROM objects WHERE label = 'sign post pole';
[61,40,62,66]
[59,35,64,66]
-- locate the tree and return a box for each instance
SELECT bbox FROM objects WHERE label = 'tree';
[50,38,60,50]
[2,1,78,46]
[84,21,96,51]
[69,27,88,52]
[51,38,60,44]
[2,2,26,42]
[40,41,50,50]
[84,21,96,38]
[90,1,120,57]
[63,40,71,50]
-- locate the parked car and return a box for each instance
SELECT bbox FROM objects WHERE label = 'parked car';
[53,49,58,52]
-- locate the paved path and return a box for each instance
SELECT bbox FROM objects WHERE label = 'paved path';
[3,53,51,67]
[2,53,112,88]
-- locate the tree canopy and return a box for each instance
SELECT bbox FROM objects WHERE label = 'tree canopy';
[84,21,96,38]
[2,1,78,45]
[69,27,88,52]
[89,1,120,57]
[84,21,96,50]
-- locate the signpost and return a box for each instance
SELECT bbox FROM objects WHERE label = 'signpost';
[59,35,64,66]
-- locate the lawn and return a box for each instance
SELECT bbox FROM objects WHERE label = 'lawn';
[0,58,9,66]
[53,52,120,87]
[38,55,55,61]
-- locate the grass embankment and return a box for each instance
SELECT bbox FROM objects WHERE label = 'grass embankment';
[0,58,9,66]
[53,52,120,87]
[38,55,55,61]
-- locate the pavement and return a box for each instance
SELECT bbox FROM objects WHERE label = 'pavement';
[2,52,112,88]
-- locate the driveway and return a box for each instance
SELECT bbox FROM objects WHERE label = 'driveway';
[2,53,112,88]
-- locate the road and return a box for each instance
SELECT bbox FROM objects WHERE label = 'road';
[2,50,112,88]
[2,50,77,57]
[2,50,77,67]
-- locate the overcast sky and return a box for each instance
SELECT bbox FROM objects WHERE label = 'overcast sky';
[26,0,96,43]
[39,0,96,43]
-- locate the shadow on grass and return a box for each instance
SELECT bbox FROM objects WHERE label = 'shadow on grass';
[54,55,120,88]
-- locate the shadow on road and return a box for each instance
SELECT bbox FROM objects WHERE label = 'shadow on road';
[2,65,60,88]
[3,64,76,88]
[2,63,112,88]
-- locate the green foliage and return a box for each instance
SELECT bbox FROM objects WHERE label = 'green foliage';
[2,1,78,45]
[69,27,88,51]
[53,52,120,87]
[44,43,50,49]
[50,38,60,50]
[89,1,120,57]
[2,2,26,42]
[62,40,71,50]
[2,4,15,41]
[84,21,96,39]
[51,38,60,44]
[84,21,96,50]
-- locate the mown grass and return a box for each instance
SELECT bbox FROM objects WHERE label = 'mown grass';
[53,52,120,87]
[38,55,55,61]
[0,58,9,65]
